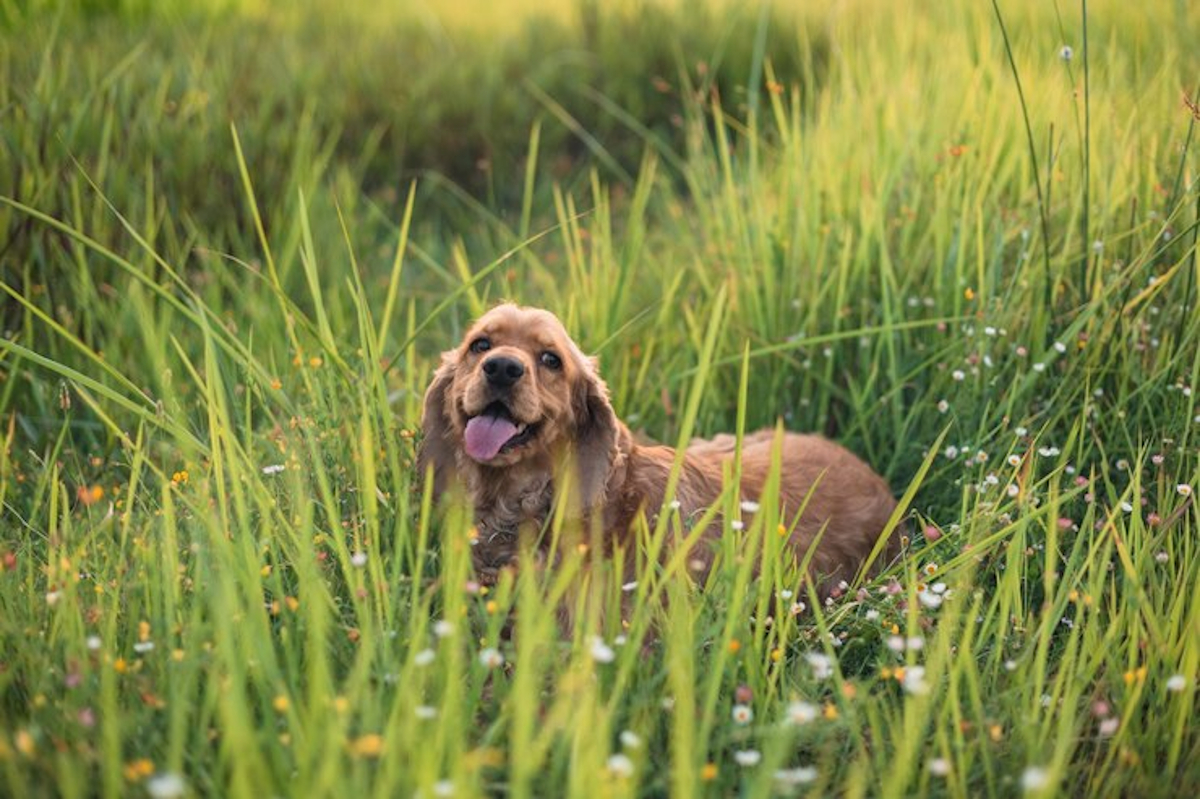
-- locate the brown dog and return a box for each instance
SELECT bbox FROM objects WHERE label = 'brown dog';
[418,303,901,592]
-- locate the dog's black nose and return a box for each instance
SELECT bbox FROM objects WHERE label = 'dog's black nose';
[482,355,525,387]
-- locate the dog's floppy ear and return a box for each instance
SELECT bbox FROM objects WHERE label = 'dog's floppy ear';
[571,356,620,512]
[417,353,458,495]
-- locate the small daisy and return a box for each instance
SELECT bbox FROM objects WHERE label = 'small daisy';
[785,700,819,725]
[621,581,638,593]
[774,766,818,786]
[133,641,155,654]
[146,773,188,799]
[86,636,102,651]
[607,753,634,778]
[937,399,950,414]
[1120,501,1134,513]
[1033,363,1046,373]
[730,520,745,532]
[432,620,454,638]
[668,499,682,511]
[740,500,760,513]
[731,704,754,725]
[590,637,616,664]
[918,589,944,609]
[1097,717,1119,737]
[1021,766,1050,792]
[415,705,438,720]
[734,749,762,767]
[952,370,966,382]
[262,464,286,476]
[804,652,834,680]
[619,730,642,749]
[1166,674,1188,692]
[1155,551,1169,564]
[865,609,880,621]
[479,648,505,669]
[350,551,368,568]
[928,758,950,777]
[1177,484,1193,498]
[1053,341,1067,354]
[903,666,929,695]
[886,635,905,653]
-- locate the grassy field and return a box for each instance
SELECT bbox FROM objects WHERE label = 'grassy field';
[1,0,1198,796]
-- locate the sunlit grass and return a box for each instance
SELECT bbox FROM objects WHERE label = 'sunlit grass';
[1,0,1198,797]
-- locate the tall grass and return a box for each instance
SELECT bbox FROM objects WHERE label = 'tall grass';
[1,0,1198,796]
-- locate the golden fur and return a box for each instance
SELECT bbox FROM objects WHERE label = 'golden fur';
[419,303,901,592]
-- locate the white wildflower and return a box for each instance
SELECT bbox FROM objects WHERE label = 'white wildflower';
[607,753,634,778]
[774,766,818,786]
[1021,766,1050,792]
[918,589,944,609]
[903,666,929,695]
[804,652,834,680]
[146,773,188,799]
[734,749,762,767]
[786,700,819,725]
[590,637,616,664]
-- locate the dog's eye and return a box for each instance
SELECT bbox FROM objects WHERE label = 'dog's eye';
[540,351,562,370]
[469,337,491,354]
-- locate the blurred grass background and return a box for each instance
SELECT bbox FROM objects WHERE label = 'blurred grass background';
[1,0,1199,796]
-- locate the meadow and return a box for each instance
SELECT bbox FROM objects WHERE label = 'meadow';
[1,0,1198,796]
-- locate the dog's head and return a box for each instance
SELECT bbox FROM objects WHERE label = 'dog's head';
[418,304,620,509]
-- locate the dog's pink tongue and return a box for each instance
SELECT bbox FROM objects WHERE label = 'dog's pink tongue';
[464,415,519,462]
